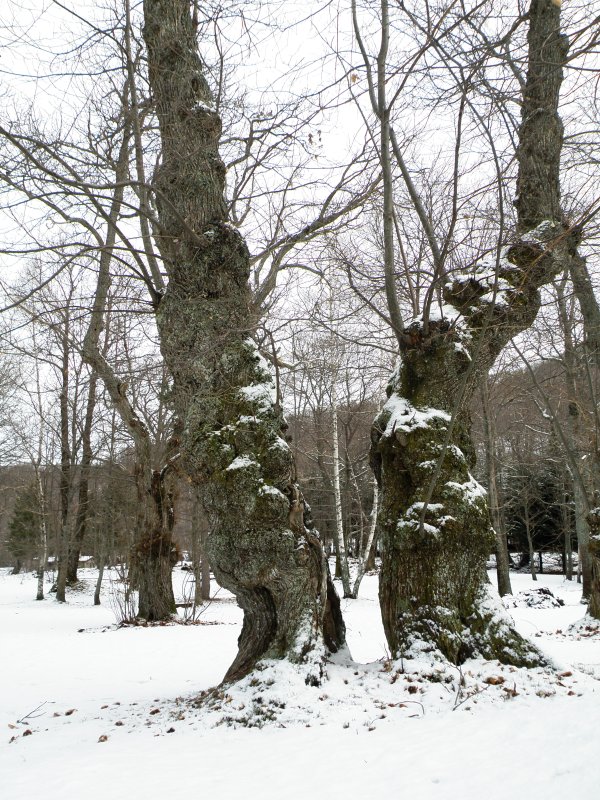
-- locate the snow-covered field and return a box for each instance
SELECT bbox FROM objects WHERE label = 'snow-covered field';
[1,566,599,800]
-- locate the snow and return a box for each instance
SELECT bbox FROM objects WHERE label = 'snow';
[382,394,451,436]
[239,383,276,406]
[1,567,599,800]
[445,474,487,504]
[258,484,286,498]
[225,455,257,471]
[407,303,461,327]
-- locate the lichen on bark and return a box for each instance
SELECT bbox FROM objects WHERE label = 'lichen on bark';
[142,0,344,683]
[372,0,573,668]
[372,319,543,667]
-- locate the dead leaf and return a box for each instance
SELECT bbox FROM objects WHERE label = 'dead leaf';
[484,676,505,685]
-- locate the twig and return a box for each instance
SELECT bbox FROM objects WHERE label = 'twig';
[17,701,47,723]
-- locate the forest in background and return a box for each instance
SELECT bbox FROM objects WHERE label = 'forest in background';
[0,0,599,682]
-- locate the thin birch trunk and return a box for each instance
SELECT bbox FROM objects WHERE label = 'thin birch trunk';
[56,320,72,603]
[352,480,379,598]
[332,387,351,597]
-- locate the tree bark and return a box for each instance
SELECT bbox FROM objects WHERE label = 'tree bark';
[142,0,344,683]
[556,275,593,596]
[332,389,352,597]
[55,321,72,603]
[481,379,512,596]
[130,465,177,621]
[35,470,47,602]
[371,0,570,665]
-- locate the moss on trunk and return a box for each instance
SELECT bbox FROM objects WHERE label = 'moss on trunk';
[129,466,177,621]
[372,322,542,666]
[142,0,343,681]
[371,0,577,669]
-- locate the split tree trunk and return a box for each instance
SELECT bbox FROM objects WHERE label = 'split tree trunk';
[80,101,176,622]
[142,0,344,683]
[371,0,572,665]
[130,465,177,621]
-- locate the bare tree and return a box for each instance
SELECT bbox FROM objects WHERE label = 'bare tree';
[358,0,582,664]
[141,0,344,683]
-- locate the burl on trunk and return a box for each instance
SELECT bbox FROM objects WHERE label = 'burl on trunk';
[142,0,343,683]
[371,0,575,665]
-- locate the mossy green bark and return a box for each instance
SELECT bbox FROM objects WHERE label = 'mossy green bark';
[372,0,573,669]
[143,0,343,682]
[372,323,542,666]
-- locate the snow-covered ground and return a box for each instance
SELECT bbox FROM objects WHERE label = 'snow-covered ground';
[1,566,598,800]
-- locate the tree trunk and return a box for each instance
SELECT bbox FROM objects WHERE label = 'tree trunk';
[371,0,570,666]
[55,324,72,603]
[67,373,98,584]
[556,275,593,596]
[142,0,344,683]
[35,471,47,602]
[129,466,177,621]
[191,493,211,604]
[524,495,537,582]
[587,509,600,619]
[78,95,176,623]
[481,379,512,596]
[332,392,351,597]
[562,483,573,580]
[372,334,540,665]
[94,556,105,606]
[351,480,379,598]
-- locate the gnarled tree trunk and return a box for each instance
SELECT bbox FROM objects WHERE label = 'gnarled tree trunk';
[371,0,572,665]
[142,0,344,683]
[129,465,177,621]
